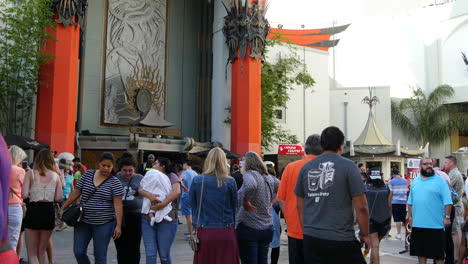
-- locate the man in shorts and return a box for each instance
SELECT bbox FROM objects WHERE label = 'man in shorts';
[181,160,197,237]
[389,169,408,240]
[408,158,453,264]
[444,155,465,262]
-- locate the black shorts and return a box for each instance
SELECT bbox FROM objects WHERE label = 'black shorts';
[23,202,55,230]
[370,218,391,237]
[303,235,366,264]
[410,227,445,260]
[392,204,407,222]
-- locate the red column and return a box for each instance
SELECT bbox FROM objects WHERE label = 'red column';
[230,50,262,155]
[35,21,80,154]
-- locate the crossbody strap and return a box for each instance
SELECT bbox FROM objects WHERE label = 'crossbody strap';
[81,172,111,206]
[9,187,22,200]
[123,177,134,201]
[263,175,273,201]
[194,175,205,231]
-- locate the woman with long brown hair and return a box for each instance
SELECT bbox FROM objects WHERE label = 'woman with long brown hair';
[236,152,279,264]
[22,149,62,264]
[60,152,123,264]
[190,147,239,263]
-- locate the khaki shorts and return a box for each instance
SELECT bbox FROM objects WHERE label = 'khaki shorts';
[452,205,464,234]
[452,217,464,233]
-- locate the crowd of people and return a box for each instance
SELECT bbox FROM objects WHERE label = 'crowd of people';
[0,126,467,264]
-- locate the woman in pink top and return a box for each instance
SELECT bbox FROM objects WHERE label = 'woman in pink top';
[7,145,26,252]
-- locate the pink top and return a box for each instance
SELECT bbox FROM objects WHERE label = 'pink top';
[435,167,450,184]
[8,165,25,204]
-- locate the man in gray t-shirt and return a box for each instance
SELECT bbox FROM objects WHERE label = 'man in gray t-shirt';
[294,126,370,263]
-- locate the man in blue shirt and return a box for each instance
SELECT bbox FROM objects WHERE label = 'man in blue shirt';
[181,160,198,237]
[389,169,408,240]
[408,158,453,264]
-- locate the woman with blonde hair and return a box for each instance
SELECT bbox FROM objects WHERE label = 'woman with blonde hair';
[189,147,239,264]
[236,152,280,264]
[22,149,62,264]
[7,145,27,252]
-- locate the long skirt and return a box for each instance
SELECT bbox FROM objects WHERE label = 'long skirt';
[194,227,239,264]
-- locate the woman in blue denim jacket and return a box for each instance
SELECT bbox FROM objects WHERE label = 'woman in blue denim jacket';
[189,147,239,264]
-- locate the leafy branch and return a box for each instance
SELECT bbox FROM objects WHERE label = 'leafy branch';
[261,37,315,150]
[0,0,54,136]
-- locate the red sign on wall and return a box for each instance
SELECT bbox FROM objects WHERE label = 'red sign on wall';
[278,143,305,155]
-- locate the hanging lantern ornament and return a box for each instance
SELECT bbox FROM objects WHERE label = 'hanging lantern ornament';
[222,0,270,64]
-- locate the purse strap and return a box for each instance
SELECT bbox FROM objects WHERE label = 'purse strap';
[123,177,134,201]
[9,187,22,200]
[81,171,111,206]
[194,175,205,232]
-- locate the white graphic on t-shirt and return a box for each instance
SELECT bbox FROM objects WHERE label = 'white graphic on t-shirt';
[123,186,135,200]
[307,162,335,192]
[319,162,335,189]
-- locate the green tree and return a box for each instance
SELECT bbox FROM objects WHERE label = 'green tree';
[261,38,315,150]
[391,85,468,148]
[0,0,54,136]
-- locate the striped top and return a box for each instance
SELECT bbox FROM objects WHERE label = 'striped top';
[76,170,124,225]
[388,177,408,205]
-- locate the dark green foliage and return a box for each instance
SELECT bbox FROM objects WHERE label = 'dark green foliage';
[391,85,468,147]
[261,38,315,150]
[0,0,54,136]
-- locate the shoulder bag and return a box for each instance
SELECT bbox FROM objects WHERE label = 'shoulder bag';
[188,175,205,252]
[62,174,111,227]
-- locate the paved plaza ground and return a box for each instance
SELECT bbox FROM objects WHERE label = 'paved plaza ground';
[20,219,419,263]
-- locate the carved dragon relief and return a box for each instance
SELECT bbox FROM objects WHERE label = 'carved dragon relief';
[52,0,88,27]
[222,0,270,64]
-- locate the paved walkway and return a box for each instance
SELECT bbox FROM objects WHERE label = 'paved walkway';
[19,219,419,263]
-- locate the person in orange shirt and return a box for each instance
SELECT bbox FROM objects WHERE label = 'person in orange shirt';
[7,145,27,252]
[277,134,322,264]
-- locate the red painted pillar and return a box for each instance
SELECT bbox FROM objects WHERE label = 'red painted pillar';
[35,20,80,154]
[230,50,262,155]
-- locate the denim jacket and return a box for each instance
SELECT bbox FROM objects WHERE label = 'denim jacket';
[190,174,238,228]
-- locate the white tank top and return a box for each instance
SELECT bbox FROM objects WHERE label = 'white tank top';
[29,170,57,202]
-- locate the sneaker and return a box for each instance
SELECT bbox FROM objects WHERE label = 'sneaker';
[396,234,402,240]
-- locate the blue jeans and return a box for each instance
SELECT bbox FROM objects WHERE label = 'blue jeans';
[141,218,178,264]
[236,223,273,264]
[73,221,115,264]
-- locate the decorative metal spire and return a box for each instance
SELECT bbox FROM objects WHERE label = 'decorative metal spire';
[222,0,271,63]
[361,87,380,110]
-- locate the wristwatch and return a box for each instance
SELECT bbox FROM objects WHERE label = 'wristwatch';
[445,215,451,219]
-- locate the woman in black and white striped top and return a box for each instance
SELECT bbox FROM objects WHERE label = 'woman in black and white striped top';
[60,152,123,264]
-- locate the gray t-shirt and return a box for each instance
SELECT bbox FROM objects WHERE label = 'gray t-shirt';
[116,172,144,214]
[294,153,365,241]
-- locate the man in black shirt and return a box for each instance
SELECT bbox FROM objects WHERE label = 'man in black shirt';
[231,164,243,190]
[138,154,155,176]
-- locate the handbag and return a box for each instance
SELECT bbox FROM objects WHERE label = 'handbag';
[62,175,111,226]
[188,175,205,252]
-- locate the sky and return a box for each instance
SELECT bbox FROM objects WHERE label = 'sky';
[265,0,462,98]
[267,0,427,29]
